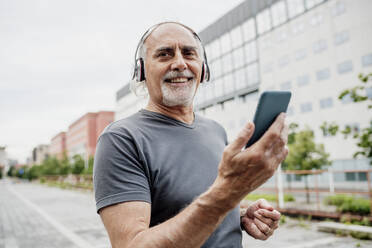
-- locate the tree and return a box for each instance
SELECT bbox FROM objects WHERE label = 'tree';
[320,73,372,164]
[71,154,85,175]
[282,124,331,203]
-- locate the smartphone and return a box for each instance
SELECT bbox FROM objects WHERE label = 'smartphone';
[245,91,292,148]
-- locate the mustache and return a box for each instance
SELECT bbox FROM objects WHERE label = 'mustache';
[162,70,195,81]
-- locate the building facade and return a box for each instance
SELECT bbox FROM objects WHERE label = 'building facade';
[116,0,371,184]
[31,144,50,165]
[49,132,66,160]
[66,111,114,159]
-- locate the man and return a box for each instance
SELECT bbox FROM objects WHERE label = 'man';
[93,22,288,248]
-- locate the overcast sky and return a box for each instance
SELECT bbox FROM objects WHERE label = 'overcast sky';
[0,0,244,163]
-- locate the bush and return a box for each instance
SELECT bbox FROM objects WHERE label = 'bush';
[71,155,85,175]
[245,193,295,203]
[324,194,370,215]
[0,168,3,179]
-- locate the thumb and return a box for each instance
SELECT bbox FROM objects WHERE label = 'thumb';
[228,122,255,154]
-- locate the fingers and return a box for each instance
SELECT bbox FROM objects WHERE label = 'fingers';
[257,199,274,211]
[241,217,267,240]
[257,209,281,221]
[253,218,272,238]
[227,122,255,154]
[260,113,286,149]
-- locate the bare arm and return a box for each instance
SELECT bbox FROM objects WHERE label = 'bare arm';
[100,113,288,248]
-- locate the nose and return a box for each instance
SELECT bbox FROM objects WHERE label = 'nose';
[170,51,187,71]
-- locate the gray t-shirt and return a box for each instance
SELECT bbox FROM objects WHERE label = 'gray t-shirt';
[93,109,242,248]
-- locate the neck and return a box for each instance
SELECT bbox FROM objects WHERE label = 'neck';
[146,100,194,124]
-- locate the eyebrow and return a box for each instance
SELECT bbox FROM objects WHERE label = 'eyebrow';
[153,45,199,55]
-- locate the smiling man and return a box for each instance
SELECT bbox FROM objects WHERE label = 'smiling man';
[93,22,288,248]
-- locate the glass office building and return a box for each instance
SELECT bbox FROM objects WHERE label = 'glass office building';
[116,0,372,183]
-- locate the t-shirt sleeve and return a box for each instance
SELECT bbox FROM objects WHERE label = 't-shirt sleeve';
[93,131,151,213]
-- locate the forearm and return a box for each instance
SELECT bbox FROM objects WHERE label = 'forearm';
[128,181,236,248]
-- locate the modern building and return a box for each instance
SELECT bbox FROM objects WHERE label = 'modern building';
[31,144,50,165]
[115,0,371,184]
[66,111,114,159]
[49,132,67,160]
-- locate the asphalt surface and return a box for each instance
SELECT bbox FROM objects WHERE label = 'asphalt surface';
[1,179,371,248]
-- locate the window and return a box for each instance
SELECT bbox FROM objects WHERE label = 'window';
[242,18,256,42]
[316,68,330,80]
[310,13,323,26]
[295,48,307,61]
[271,1,287,27]
[337,60,353,74]
[287,0,305,18]
[280,81,292,90]
[247,63,259,85]
[332,1,346,16]
[204,82,215,101]
[244,41,257,64]
[220,32,232,54]
[341,93,352,104]
[230,25,243,49]
[257,9,272,34]
[210,59,222,78]
[214,78,224,98]
[277,31,288,43]
[292,21,305,35]
[366,88,372,99]
[300,102,312,113]
[297,74,310,87]
[232,46,245,69]
[334,30,349,46]
[278,55,290,67]
[235,67,247,90]
[210,39,221,60]
[358,172,367,182]
[223,73,235,95]
[362,53,372,67]
[313,39,327,53]
[320,97,333,109]
[345,172,356,181]
[221,53,233,74]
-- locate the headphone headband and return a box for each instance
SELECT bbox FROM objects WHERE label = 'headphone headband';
[132,21,210,83]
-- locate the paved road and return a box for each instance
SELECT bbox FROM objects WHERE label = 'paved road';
[1,179,371,248]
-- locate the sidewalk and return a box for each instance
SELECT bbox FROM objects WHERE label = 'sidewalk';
[1,179,371,248]
[0,179,108,248]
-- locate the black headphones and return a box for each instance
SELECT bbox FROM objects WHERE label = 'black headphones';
[132,22,210,83]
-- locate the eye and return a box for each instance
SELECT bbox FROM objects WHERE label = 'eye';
[158,52,170,57]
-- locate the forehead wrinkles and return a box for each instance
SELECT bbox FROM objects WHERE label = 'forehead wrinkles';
[145,24,199,55]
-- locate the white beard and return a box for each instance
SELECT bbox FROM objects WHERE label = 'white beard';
[161,79,197,107]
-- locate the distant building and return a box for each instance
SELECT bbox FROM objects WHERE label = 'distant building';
[115,83,146,121]
[66,111,114,159]
[32,144,50,165]
[49,132,67,160]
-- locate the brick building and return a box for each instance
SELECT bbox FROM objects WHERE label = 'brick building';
[66,111,114,159]
[49,132,67,160]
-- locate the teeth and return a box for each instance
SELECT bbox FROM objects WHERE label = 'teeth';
[169,77,188,83]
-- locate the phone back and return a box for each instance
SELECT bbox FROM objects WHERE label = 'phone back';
[246,91,291,147]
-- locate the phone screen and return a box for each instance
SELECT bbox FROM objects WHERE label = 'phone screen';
[245,91,291,148]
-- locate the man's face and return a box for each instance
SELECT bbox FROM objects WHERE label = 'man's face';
[143,23,203,107]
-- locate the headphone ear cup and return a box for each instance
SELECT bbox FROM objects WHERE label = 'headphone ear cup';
[200,63,205,83]
[135,58,145,82]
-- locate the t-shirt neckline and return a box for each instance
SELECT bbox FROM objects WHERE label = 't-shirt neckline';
[139,109,197,129]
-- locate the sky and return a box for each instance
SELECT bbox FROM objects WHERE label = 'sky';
[0,0,245,163]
